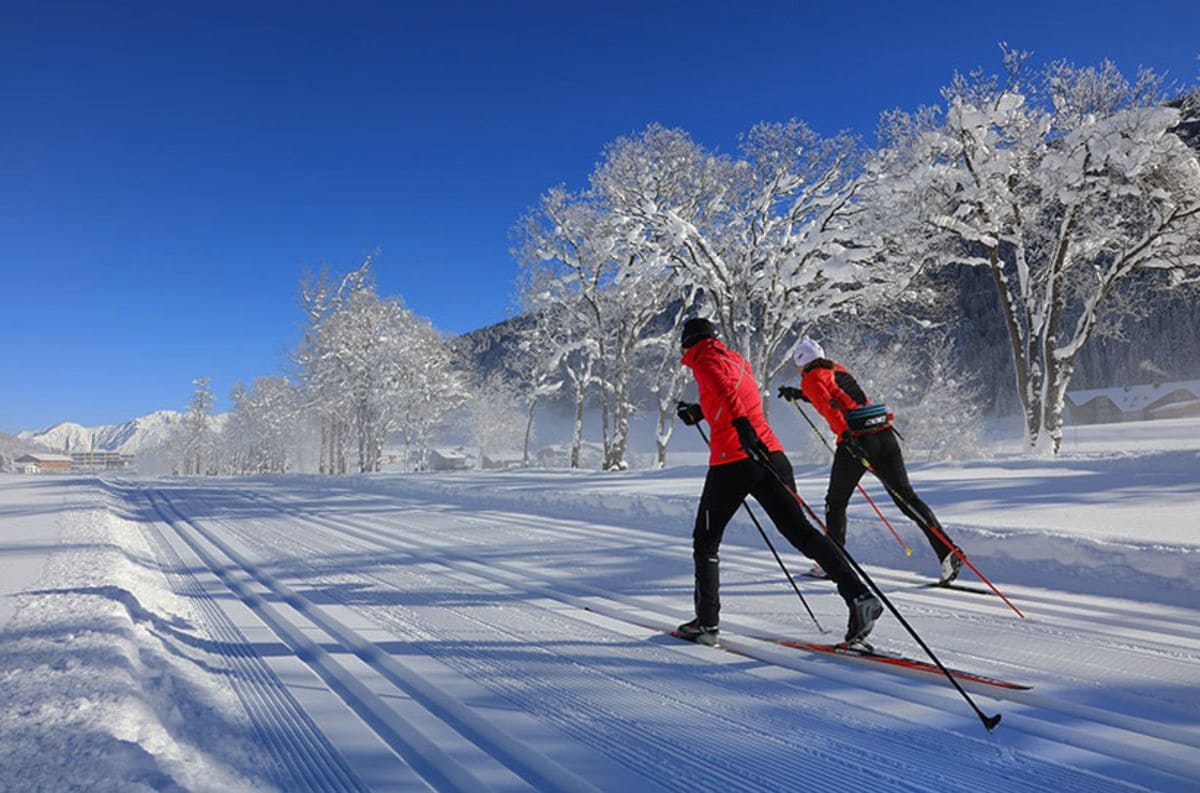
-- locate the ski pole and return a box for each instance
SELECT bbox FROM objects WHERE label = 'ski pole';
[747,448,1002,732]
[783,396,912,557]
[838,434,1025,620]
[690,422,826,634]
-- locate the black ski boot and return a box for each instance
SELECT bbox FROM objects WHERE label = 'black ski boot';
[845,593,883,645]
[939,553,963,585]
[676,618,719,646]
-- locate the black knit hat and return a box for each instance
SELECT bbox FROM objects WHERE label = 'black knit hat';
[680,317,717,350]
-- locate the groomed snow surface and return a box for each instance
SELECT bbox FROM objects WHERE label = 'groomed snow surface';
[1,419,1198,792]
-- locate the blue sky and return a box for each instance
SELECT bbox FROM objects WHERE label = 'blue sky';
[3,1,1198,432]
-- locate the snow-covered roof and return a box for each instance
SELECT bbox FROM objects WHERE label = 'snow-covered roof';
[1066,380,1200,412]
[1147,397,1200,415]
[17,453,73,462]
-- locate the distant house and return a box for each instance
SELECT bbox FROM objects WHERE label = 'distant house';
[15,453,73,472]
[15,461,41,474]
[1065,380,1200,424]
[71,450,134,470]
[481,452,523,470]
[428,448,471,471]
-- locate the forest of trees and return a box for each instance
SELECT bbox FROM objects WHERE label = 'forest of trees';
[161,50,1200,474]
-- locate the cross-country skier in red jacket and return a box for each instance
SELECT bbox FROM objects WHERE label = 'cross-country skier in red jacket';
[674,318,881,646]
[779,337,963,585]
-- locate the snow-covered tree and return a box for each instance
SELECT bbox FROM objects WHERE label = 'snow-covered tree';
[873,48,1200,453]
[594,122,912,414]
[829,327,984,461]
[516,188,636,469]
[182,376,216,475]
[643,287,701,468]
[465,372,526,469]
[500,306,565,466]
[225,376,301,474]
[388,309,465,472]
[295,257,465,473]
[296,261,371,474]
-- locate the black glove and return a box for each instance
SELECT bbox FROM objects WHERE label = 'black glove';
[731,417,769,463]
[676,401,703,426]
[777,385,804,401]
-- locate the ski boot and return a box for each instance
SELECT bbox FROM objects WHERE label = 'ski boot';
[845,593,883,645]
[939,553,963,585]
[675,618,719,646]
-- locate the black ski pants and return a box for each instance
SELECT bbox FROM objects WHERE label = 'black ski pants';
[691,451,867,626]
[825,429,955,561]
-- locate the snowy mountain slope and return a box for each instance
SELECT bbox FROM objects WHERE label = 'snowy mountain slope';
[18,410,226,455]
[17,420,96,453]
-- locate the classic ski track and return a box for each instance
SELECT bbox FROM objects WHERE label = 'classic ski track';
[451,506,1200,726]
[164,491,1003,793]
[196,499,956,792]
[427,502,1200,666]
[278,489,1200,687]
[220,484,1200,785]
[319,493,1200,653]
[328,478,1196,636]
[129,486,368,793]
[241,489,1180,686]
[207,487,1169,793]
[145,487,605,793]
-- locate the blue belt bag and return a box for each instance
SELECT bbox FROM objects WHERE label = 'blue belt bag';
[845,403,893,436]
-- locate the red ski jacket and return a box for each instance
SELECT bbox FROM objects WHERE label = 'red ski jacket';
[799,361,869,440]
[682,338,782,466]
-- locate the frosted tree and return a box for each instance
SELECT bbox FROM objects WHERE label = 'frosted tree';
[518,129,736,469]
[388,309,466,472]
[515,267,600,469]
[643,285,701,468]
[182,375,216,475]
[516,188,638,469]
[594,123,910,414]
[296,261,371,474]
[833,327,984,461]
[226,377,301,474]
[502,303,566,466]
[295,257,464,473]
[465,372,526,468]
[873,48,1200,453]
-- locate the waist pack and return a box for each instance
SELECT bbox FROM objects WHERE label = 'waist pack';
[845,403,893,436]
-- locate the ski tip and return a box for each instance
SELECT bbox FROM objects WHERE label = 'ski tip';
[982,713,1002,732]
[905,548,913,556]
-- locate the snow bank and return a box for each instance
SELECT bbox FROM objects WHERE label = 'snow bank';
[0,482,276,792]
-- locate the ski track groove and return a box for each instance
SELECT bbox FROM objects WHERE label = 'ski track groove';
[408,501,1200,676]
[340,497,1200,654]
[212,485,1180,792]
[208,494,864,792]
[319,486,1199,641]
[301,493,1200,704]
[126,484,367,793]
[147,487,606,793]
[229,492,1116,793]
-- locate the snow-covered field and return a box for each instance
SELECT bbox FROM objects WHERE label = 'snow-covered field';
[1,418,1198,792]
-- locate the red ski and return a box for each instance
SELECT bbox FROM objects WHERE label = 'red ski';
[757,637,1031,690]
[589,607,1030,692]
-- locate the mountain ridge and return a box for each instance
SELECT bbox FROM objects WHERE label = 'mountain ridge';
[18,410,191,455]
